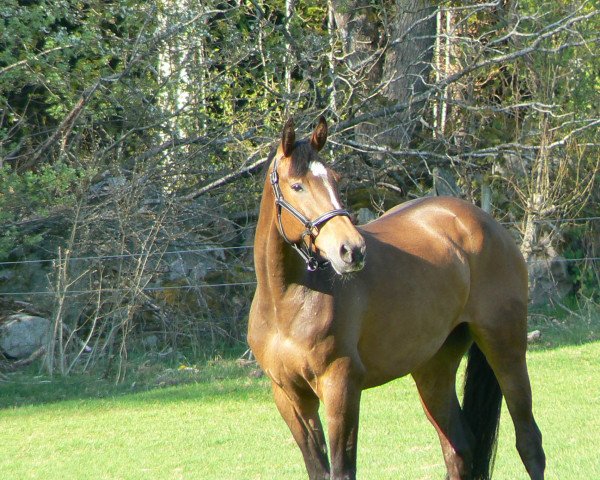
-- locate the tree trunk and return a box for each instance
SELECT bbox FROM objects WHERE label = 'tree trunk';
[331,0,436,147]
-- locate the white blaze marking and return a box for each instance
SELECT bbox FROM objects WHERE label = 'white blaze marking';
[309,161,328,177]
[309,161,341,209]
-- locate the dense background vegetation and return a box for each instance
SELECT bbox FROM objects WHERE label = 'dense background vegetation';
[1,0,598,380]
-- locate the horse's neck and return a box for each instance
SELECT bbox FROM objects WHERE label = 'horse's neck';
[253,178,303,300]
[253,178,335,337]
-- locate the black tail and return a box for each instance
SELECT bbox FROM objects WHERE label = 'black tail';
[462,343,503,480]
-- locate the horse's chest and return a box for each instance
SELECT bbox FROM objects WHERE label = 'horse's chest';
[259,327,336,391]
[251,312,336,386]
[249,286,345,386]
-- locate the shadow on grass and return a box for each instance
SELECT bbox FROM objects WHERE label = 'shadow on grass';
[527,298,600,351]
[2,300,597,410]
[0,356,268,411]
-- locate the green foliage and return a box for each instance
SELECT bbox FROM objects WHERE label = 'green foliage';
[0,0,156,163]
[0,162,81,221]
[0,0,597,369]
[561,225,600,299]
[0,162,85,258]
[528,299,600,348]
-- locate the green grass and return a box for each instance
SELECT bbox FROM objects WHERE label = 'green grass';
[1,341,599,479]
[1,302,598,479]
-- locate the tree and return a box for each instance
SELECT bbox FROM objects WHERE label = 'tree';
[0,0,597,377]
[331,0,436,145]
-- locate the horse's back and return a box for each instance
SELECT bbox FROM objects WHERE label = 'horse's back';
[366,196,527,300]
[362,196,526,288]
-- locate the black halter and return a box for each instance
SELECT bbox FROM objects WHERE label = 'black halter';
[270,157,351,271]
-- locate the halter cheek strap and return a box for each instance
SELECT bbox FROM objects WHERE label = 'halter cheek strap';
[270,157,350,272]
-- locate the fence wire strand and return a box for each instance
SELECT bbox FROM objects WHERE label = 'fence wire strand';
[0,216,597,298]
[0,245,253,267]
[0,216,598,268]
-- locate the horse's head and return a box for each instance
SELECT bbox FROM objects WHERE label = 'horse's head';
[269,117,366,274]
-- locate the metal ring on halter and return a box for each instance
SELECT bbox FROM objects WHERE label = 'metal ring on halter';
[270,157,351,271]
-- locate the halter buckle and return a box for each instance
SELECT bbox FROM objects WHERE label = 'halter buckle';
[306,257,319,272]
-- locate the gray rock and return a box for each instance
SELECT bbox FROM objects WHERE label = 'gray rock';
[143,334,158,349]
[356,208,377,226]
[527,255,572,305]
[527,330,542,343]
[88,172,127,198]
[432,167,460,197]
[0,314,51,359]
[0,270,15,283]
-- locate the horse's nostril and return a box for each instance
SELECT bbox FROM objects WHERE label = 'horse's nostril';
[340,243,365,265]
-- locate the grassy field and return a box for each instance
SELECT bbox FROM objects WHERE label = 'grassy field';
[1,304,599,479]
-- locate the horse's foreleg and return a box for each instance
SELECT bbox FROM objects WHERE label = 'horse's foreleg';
[271,381,330,480]
[320,357,364,480]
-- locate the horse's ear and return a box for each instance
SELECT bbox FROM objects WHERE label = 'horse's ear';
[281,118,296,157]
[310,116,328,152]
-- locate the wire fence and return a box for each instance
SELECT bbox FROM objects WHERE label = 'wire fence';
[0,217,597,298]
[0,257,597,298]
[1,216,598,266]
[0,214,597,379]
[0,245,253,267]
[498,216,600,225]
[0,282,257,298]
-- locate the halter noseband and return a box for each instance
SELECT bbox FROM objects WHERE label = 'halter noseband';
[270,157,351,272]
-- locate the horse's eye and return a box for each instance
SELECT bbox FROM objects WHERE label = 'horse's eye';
[291,183,304,192]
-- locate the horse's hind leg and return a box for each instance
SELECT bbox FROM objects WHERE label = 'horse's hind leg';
[271,381,330,480]
[412,325,473,480]
[499,360,545,480]
[471,304,546,480]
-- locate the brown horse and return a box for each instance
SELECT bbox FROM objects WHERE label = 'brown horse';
[248,117,545,480]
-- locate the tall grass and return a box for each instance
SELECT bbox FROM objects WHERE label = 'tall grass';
[1,339,599,479]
